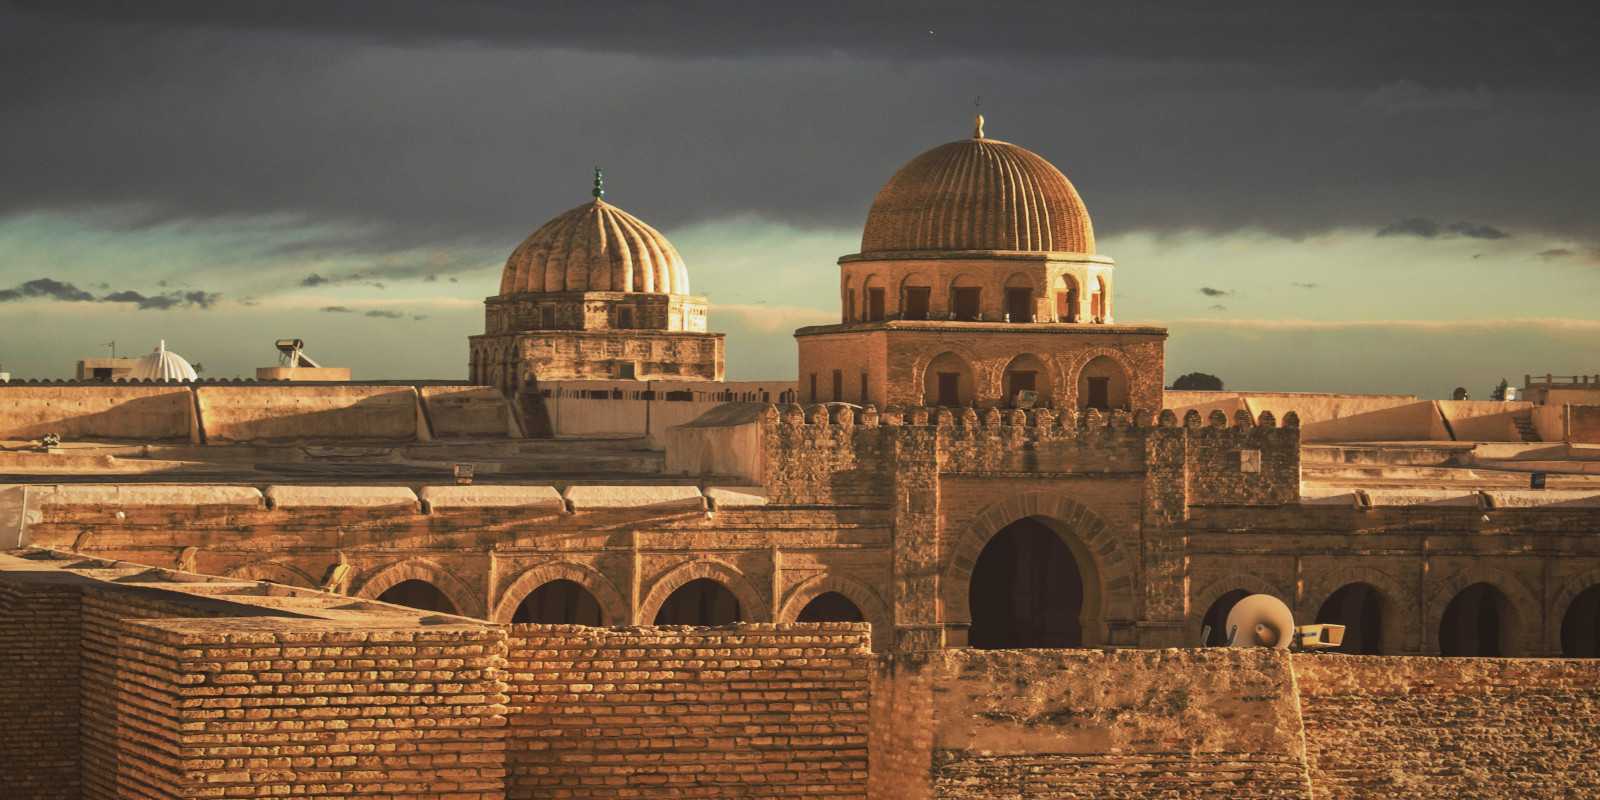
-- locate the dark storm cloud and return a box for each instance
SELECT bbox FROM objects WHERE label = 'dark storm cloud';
[1,1,1597,253]
[1199,287,1232,297]
[320,306,354,313]
[364,309,405,319]
[0,278,219,309]
[0,278,95,303]
[1376,218,1510,240]
[99,289,222,310]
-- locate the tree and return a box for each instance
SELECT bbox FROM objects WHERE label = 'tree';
[1171,372,1224,391]
[1491,378,1509,401]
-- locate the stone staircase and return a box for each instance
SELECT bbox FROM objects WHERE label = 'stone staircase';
[1513,411,1540,442]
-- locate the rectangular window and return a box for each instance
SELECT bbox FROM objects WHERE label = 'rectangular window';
[953,288,981,320]
[1006,371,1036,403]
[1005,288,1034,322]
[1087,377,1110,410]
[617,307,634,329]
[809,373,818,403]
[832,369,843,402]
[868,288,886,321]
[904,287,931,320]
[540,306,556,329]
[937,372,960,407]
[860,372,869,404]
[617,362,636,380]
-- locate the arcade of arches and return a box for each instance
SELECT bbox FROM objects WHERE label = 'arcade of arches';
[654,578,742,626]
[513,579,604,625]
[377,580,458,615]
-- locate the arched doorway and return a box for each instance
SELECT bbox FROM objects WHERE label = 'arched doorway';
[796,592,865,623]
[1002,353,1050,407]
[654,578,741,625]
[1439,582,1513,656]
[1562,584,1600,658]
[1200,589,1250,646]
[513,579,605,625]
[968,517,1085,648]
[923,352,975,407]
[1077,355,1129,411]
[377,580,458,615]
[1316,583,1384,654]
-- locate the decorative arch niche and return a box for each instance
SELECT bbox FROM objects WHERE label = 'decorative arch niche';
[923,351,976,407]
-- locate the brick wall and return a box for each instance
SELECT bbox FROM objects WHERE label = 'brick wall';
[872,648,1314,800]
[504,623,872,798]
[1296,655,1600,799]
[119,619,509,799]
[0,575,82,799]
[868,653,936,800]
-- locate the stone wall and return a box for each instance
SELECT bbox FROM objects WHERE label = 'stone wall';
[505,623,872,798]
[196,385,420,442]
[880,648,1314,800]
[1296,655,1600,799]
[1571,404,1600,443]
[420,384,520,438]
[0,384,195,441]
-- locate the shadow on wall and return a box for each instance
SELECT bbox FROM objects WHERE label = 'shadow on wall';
[0,386,194,441]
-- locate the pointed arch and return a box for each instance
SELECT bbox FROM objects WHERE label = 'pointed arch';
[1551,565,1600,651]
[942,491,1135,646]
[1427,564,1540,656]
[491,561,629,625]
[353,558,484,619]
[221,560,318,589]
[1189,572,1288,646]
[1300,564,1414,654]
[779,572,892,651]
[640,559,768,625]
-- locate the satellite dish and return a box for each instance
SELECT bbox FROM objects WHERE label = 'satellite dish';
[1225,594,1294,649]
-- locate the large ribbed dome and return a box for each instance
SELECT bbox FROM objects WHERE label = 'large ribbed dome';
[499,199,690,295]
[859,118,1094,255]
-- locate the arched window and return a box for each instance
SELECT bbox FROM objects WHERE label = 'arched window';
[1077,355,1130,411]
[1439,582,1514,656]
[923,351,975,407]
[1316,583,1385,654]
[513,579,605,625]
[843,277,856,323]
[1089,276,1108,322]
[949,275,982,321]
[797,592,865,623]
[377,580,458,615]
[1054,275,1080,323]
[1562,584,1600,658]
[654,578,742,625]
[900,274,933,320]
[1003,273,1035,323]
[1002,353,1049,407]
[968,517,1085,648]
[1200,589,1251,646]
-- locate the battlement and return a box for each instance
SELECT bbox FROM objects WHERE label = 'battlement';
[761,404,1302,506]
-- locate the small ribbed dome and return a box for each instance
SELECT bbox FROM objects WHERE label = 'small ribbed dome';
[127,340,198,382]
[860,124,1094,255]
[499,199,690,296]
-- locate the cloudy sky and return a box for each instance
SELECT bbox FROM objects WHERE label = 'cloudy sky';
[2,2,1597,397]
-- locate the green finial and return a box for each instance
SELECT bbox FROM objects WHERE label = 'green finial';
[592,166,605,199]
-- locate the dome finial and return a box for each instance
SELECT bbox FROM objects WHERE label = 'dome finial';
[592,166,605,200]
[973,113,985,139]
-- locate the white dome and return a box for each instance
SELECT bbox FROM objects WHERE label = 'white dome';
[127,340,198,382]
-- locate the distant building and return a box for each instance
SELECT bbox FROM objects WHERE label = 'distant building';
[75,356,139,381]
